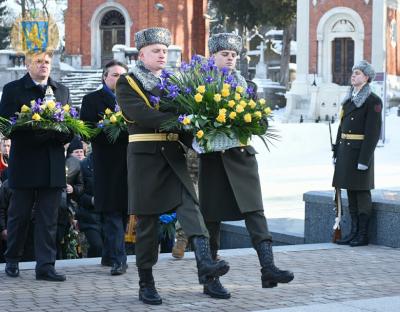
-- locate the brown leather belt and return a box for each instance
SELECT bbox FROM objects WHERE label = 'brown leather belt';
[128,133,179,142]
[341,133,364,140]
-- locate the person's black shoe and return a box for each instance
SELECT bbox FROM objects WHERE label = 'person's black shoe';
[139,286,163,305]
[101,258,112,267]
[5,262,19,277]
[111,262,128,275]
[36,270,66,282]
[203,277,231,299]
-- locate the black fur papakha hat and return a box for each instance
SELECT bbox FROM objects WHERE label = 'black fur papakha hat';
[135,27,171,50]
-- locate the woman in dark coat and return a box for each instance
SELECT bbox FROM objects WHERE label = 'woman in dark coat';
[80,60,129,275]
[198,33,294,298]
[333,60,382,247]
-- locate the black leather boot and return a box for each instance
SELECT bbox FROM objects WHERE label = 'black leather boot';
[5,262,19,277]
[191,236,230,284]
[138,268,162,305]
[256,240,294,288]
[203,277,231,299]
[350,214,369,247]
[336,214,358,245]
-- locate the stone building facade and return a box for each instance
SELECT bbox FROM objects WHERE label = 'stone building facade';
[64,0,208,69]
[285,0,400,122]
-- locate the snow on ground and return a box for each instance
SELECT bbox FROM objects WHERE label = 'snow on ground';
[254,108,400,220]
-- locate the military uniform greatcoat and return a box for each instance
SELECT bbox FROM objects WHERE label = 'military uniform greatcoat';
[333,92,382,190]
[116,72,197,216]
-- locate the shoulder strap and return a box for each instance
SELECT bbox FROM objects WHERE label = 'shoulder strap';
[125,75,153,109]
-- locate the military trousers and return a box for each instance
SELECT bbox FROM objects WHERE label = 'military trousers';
[135,186,208,269]
[206,210,272,252]
[347,190,372,217]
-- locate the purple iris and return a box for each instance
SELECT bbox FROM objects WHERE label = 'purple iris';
[55,102,62,109]
[161,70,172,79]
[97,122,105,129]
[180,62,190,72]
[220,67,229,76]
[167,84,180,99]
[114,104,121,112]
[53,111,65,122]
[200,63,209,72]
[70,107,78,118]
[205,76,214,83]
[191,55,202,64]
[31,102,42,113]
[159,212,176,224]
[150,95,160,106]
[246,86,255,96]
[224,75,234,84]
[178,114,186,123]
[157,82,166,91]
[184,87,193,94]
[10,116,17,125]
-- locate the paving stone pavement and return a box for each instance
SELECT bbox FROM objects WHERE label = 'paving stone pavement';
[0,244,399,312]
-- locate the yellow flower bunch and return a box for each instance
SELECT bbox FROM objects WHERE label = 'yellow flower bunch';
[96,105,127,143]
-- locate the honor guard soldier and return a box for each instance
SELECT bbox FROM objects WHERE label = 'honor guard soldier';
[116,27,230,305]
[196,33,294,298]
[333,60,382,247]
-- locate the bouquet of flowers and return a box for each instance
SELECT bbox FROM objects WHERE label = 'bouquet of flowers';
[95,105,127,143]
[0,98,92,139]
[159,212,177,240]
[157,55,278,152]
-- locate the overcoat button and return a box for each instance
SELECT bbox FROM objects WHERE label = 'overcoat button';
[347,142,350,145]
[221,150,225,153]
[349,130,352,133]
[240,148,244,152]
[161,147,165,151]
[351,117,354,120]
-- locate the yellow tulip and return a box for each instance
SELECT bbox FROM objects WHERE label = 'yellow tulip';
[182,117,191,125]
[234,93,241,101]
[236,105,244,113]
[254,111,262,118]
[32,113,41,121]
[21,104,30,113]
[229,111,237,119]
[63,104,70,112]
[221,88,230,97]
[40,104,47,110]
[197,85,206,94]
[115,111,122,116]
[259,98,266,105]
[244,113,252,123]
[219,108,227,114]
[110,115,117,123]
[264,107,272,115]
[223,83,231,90]
[47,101,56,110]
[240,100,247,108]
[105,108,112,115]
[249,99,256,109]
[30,100,36,106]
[196,130,204,139]
[228,100,235,108]
[236,86,244,93]
[194,93,203,103]
[214,94,222,102]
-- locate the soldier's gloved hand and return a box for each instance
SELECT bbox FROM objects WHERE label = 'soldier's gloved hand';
[357,163,368,170]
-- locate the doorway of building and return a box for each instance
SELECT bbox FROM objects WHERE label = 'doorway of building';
[100,10,125,67]
[331,37,354,86]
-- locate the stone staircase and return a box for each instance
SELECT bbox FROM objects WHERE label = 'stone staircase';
[59,70,103,107]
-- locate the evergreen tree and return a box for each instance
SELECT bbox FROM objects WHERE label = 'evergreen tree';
[0,0,11,49]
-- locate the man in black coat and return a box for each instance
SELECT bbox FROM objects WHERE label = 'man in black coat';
[0,51,71,281]
[197,33,294,297]
[116,27,229,305]
[80,60,129,275]
[333,60,382,247]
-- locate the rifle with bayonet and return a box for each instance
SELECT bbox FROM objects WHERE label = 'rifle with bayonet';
[329,122,342,242]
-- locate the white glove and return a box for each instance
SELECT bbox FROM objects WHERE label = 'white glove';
[192,138,205,154]
[357,163,368,170]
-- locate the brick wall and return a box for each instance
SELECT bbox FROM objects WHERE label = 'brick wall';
[65,0,207,67]
[386,7,400,75]
[308,0,372,73]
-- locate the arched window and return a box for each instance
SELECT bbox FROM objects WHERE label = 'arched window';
[100,10,126,66]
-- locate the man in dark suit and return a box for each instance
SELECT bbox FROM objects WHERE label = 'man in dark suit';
[333,60,382,247]
[0,51,71,281]
[80,60,129,275]
[197,33,294,298]
[116,27,229,305]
